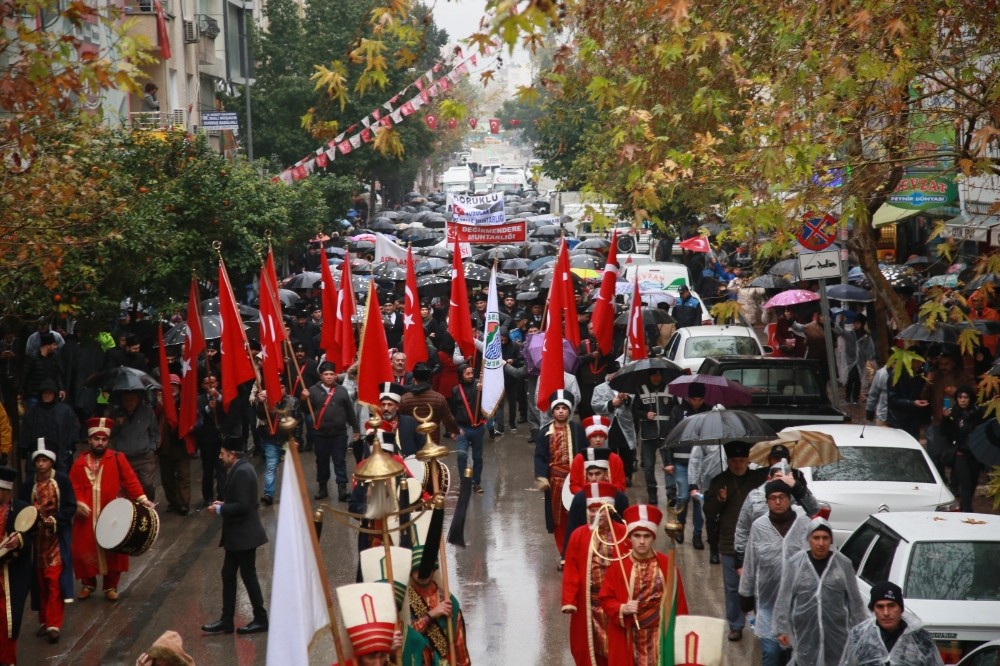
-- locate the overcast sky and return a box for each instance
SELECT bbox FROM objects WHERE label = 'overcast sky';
[431,0,527,64]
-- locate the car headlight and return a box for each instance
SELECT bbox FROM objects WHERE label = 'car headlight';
[935,499,960,512]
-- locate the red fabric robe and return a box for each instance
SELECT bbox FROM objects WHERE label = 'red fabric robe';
[567,451,627,496]
[69,450,146,579]
[562,517,630,666]
[598,550,688,666]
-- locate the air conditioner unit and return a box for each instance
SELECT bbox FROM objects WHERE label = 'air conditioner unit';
[197,14,220,40]
[183,19,198,43]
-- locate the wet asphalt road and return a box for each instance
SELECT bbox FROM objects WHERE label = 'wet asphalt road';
[22,431,756,665]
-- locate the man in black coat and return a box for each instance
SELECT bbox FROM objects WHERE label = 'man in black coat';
[202,439,269,636]
[300,361,358,501]
[0,465,34,662]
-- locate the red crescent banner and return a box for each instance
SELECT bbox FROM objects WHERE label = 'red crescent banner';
[446,221,526,244]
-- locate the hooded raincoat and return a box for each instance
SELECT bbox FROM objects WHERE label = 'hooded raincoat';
[838,610,944,666]
[737,508,811,639]
[772,519,868,665]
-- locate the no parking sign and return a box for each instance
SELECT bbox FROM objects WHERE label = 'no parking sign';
[795,212,837,251]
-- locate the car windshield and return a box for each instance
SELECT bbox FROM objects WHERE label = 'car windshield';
[810,446,936,483]
[684,336,759,358]
[905,541,1000,601]
[720,366,821,397]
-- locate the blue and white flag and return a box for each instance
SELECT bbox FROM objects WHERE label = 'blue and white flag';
[480,265,505,417]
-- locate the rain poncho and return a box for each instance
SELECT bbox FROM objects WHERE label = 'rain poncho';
[772,519,868,666]
[688,443,725,492]
[738,508,811,638]
[734,481,820,558]
[837,610,944,666]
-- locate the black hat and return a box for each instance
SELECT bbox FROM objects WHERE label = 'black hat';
[868,581,904,611]
[411,363,432,382]
[292,341,307,352]
[420,298,432,308]
[854,313,867,326]
[379,382,406,403]
[606,360,621,373]
[764,479,793,498]
[0,466,16,490]
[688,382,706,399]
[39,332,57,346]
[39,378,59,394]
[549,390,575,412]
[221,437,246,454]
[473,292,487,303]
[678,285,690,293]
[583,447,612,470]
[124,334,139,346]
[318,361,336,373]
[514,310,529,321]
[498,326,509,337]
[723,440,751,458]
[769,444,791,461]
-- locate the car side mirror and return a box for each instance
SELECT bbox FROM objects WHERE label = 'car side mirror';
[762,345,774,355]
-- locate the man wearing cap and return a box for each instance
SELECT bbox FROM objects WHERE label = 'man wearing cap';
[400,364,460,439]
[301,361,358,501]
[599,504,689,664]
[194,372,228,506]
[773,518,867,666]
[839,581,943,665]
[738,478,812,662]
[382,299,404,350]
[567,416,626,494]
[109,389,160,502]
[202,438,269,636]
[665,382,713,548]
[69,417,153,601]
[0,465,34,663]
[562,482,629,666]
[631,368,674,506]
[20,439,76,643]
[535,390,587,562]
[20,331,64,408]
[375,382,424,459]
[402,551,471,666]
[734,446,819,561]
[450,364,487,494]
[157,374,191,515]
[673,285,702,328]
[702,440,769,641]
[471,292,488,331]
[19,378,79,476]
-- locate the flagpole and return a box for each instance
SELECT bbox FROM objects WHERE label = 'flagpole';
[284,422,348,663]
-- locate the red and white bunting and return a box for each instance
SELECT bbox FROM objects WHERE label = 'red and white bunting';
[360,127,373,143]
[348,134,362,149]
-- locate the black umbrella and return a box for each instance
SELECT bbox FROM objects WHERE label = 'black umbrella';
[162,315,225,345]
[516,290,540,302]
[397,227,443,246]
[373,263,407,281]
[461,262,491,283]
[84,366,162,392]
[895,321,962,345]
[368,219,397,232]
[575,238,611,251]
[496,272,521,287]
[531,224,564,240]
[200,298,260,321]
[414,258,449,275]
[825,284,874,302]
[965,273,1000,293]
[421,215,448,229]
[501,258,530,271]
[526,242,558,258]
[283,272,323,290]
[748,275,791,289]
[614,307,675,327]
[416,246,452,260]
[569,254,602,270]
[330,274,369,295]
[768,259,799,278]
[904,255,929,267]
[349,240,376,253]
[276,289,301,307]
[518,267,585,291]
[967,420,1000,466]
[608,358,684,393]
[350,257,373,274]
[477,246,521,262]
[415,274,450,297]
[662,408,777,448]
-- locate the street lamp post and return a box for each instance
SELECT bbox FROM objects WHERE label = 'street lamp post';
[240,0,254,161]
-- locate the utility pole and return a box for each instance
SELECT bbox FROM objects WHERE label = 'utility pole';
[240,0,254,161]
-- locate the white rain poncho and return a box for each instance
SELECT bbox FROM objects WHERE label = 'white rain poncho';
[837,610,944,666]
[772,519,868,665]
[737,508,811,638]
[735,482,820,559]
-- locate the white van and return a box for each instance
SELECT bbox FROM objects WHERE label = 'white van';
[621,261,714,325]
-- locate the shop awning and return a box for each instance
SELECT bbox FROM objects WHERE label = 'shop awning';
[942,212,1000,243]
[873,203,920,227]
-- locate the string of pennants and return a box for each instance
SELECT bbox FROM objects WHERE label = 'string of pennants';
[424,116,521,131]
[275,45,498,186]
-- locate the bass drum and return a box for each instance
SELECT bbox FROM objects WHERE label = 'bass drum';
[96,498,159,556]
[403,456,451,496]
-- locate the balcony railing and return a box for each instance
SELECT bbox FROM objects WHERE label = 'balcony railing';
[129,110,187,130]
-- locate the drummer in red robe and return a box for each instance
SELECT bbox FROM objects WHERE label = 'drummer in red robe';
[598,504,688,665]
[567,415,627,494]
[534,390,586,568]
[562,482,630,666]
[69,417,154,602]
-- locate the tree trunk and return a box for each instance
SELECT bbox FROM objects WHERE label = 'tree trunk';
[847,216,911,362]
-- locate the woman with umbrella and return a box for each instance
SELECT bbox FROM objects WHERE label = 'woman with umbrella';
[941,385,983,512]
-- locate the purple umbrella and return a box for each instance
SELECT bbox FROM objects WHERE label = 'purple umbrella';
[668,374,753,407]
[523,332,579,375]
[764,289,820,309]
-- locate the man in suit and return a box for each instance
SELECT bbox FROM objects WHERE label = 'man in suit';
[202,438,269,636]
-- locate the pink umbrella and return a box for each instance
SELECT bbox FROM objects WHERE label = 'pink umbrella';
[524,332,579,374]
[668,374,753,407]
[764,289,820,309]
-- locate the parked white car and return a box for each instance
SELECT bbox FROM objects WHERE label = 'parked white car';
[842,512,1000,664]
[663,325,766,372]
[958,639,1000,666]
[782,423,958,544]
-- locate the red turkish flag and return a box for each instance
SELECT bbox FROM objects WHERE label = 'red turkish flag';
[217,260,256,409]
[153,0,171,60]
[333,254,357,371]
[488,118,500,134]
[447,118,458,130]
[447,238,475,360]
[553,239,580,347]
[319,252,338,356]
[357,281,394,407]
[537,267,565,412]
[678,236,711,253]
[264,248,286,373]
[591,230,619,355]
[403,248,428,370]
[178,278,204,442]
[156,326,178,429]
[509,119,520,127]
[258,265,285,412]
[426,114,438,130]
[468,118,478,129]
[627,275,648,360]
